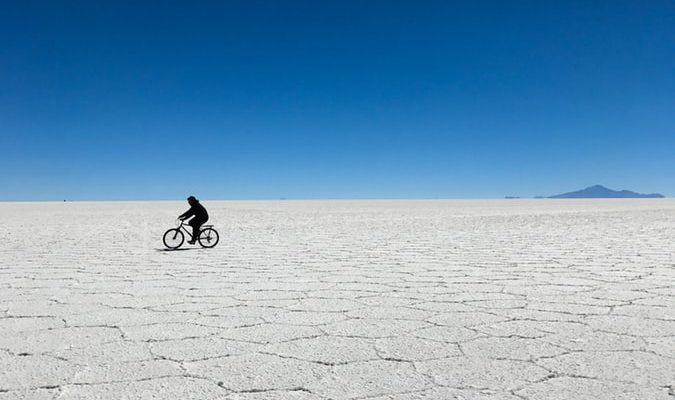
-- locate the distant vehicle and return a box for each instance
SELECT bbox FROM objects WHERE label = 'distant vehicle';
[163,219,219,250]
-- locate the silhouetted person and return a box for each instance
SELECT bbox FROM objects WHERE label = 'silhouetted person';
[179,196,209,244]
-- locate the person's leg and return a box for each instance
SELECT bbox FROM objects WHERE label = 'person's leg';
[189,219,204,243]
[189,220,198,243]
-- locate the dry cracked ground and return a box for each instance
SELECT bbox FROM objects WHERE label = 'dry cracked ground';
[1,200,674,400]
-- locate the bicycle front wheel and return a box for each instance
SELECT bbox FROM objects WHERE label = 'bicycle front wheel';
[163,228,185,249]
[198,228,219,248]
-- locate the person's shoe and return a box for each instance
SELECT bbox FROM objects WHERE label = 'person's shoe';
[188,240,196,245]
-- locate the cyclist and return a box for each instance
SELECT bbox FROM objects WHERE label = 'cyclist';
[179,196,209,244]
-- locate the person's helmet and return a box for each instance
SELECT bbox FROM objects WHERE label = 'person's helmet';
[187,196,197,204]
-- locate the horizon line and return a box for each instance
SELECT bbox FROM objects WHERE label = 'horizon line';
[0,197,671,203]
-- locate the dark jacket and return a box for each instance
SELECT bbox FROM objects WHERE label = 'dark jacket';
[180,201,208,222]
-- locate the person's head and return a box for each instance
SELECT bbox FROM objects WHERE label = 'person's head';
[187,196,197,206]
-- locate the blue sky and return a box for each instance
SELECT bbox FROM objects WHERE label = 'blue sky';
[1,1,673,200]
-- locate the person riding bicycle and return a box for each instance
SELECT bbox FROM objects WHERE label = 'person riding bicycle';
[179,196,209,245]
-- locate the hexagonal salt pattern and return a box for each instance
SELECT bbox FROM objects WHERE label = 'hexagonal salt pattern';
[1,199,674,399]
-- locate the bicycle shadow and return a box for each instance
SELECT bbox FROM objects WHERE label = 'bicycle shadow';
[155,248,200,252]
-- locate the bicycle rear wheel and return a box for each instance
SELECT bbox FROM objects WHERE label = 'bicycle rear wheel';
[198,227,219,248]
[163,228,185,249]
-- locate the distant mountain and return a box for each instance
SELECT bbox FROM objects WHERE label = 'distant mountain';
[549,185,664,199]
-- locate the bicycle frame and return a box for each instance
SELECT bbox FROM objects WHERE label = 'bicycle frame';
[177,220,213,240]
[164,220,218,249]
[177,221,196,240]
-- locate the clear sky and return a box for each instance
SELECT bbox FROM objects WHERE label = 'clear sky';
[1,1,673,200]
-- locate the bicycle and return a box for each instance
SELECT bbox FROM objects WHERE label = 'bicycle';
[163,220,220,250]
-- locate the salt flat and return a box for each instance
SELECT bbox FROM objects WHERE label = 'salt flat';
[1,199,674,400]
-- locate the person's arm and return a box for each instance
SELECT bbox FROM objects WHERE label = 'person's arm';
[179,207,195,220]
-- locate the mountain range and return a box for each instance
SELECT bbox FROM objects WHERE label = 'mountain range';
[549,185,664,199]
